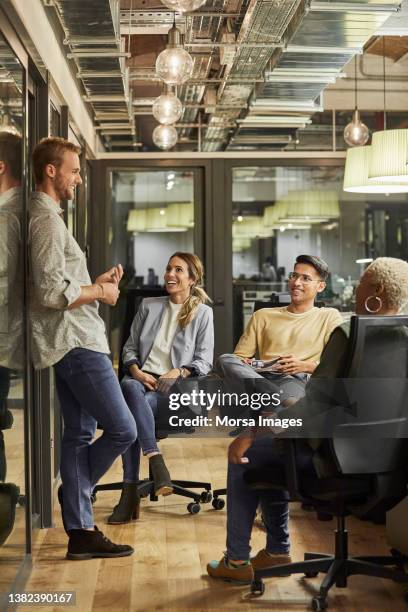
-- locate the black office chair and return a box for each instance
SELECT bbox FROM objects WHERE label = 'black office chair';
[92,415,212,514]
[244,315,408,610]
[92,288,212,514]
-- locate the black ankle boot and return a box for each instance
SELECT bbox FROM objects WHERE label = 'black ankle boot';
[66,526,134,560]
[149,454,173,497]
[107,483,140,525]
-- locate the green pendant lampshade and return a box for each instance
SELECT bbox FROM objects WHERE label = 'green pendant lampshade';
[369,129,408,183]
[344,145,408,193]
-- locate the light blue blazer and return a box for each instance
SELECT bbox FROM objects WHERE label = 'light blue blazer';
[122,296,214,376]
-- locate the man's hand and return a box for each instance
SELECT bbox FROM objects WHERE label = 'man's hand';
[99,282,120,306]
[273,355,315,375]
[228,435,254,464]
[129,366,158,391]
[157,368,181,394]
[95,264,123,285]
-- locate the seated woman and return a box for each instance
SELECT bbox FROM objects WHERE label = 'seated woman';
[108,252,213,524]
[207,256,408,583]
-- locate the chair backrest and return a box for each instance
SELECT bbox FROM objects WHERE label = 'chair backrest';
[330,315,408,476]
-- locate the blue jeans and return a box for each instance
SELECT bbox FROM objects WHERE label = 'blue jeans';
[226,437,315,560]
[54,349,137,530]
[120,375,162,483]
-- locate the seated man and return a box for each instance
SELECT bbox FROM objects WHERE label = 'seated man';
[217,254,342,407]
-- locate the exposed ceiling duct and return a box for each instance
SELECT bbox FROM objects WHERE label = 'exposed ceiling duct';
[200,0,307,151]
[224,0,400,151]
[52,0,136,150]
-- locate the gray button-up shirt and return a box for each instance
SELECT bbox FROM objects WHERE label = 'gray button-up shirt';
[29,191,109,369]
[0,186,23,369]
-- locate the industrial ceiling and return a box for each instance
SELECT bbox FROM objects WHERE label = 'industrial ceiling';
[48,0,405,152]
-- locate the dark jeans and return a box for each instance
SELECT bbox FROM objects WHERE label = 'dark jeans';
[226,437,316,560]
[120,375,162,483]
[0,366,11,482]
[54,349,137,530]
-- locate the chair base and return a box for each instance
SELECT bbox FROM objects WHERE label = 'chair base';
[92,478,212,515]
[251,516,408,610]
[212,487,226,509]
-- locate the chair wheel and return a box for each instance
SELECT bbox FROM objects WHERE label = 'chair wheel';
[312,596,328,610]
[187,502,200,514]
[212,497,225,510]
[200,491,212,503]
[304,571,319,578]
[250,579,265,595]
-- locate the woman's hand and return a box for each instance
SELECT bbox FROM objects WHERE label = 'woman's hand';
[157,368,181,394]
[129,365,158,391]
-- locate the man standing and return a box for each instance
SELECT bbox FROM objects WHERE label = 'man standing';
[29,137,137,560]
[208,255,342,581]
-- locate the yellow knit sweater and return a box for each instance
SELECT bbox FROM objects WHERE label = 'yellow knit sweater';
[234,306,343,363]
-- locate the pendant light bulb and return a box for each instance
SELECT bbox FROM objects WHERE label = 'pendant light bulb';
[152,90,183,125]
[153,124,178,150]
[344,55,369,147]
[344,109,370,147]
[156,24,193,85]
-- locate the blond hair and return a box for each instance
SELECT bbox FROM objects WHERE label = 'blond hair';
[32,137,81,184]
[365,257,408,311]
[169,252,212,328]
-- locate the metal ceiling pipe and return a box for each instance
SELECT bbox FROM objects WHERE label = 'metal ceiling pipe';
[53,0,135,150]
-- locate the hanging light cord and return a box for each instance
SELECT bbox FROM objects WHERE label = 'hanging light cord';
[354,55,357,110]
[127,0,133,56]
[383,36,387,130]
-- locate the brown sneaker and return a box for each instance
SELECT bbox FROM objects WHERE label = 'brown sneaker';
[251,549,292,574]
[207,555,254,584]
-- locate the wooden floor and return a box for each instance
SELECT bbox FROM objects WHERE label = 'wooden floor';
[0,406,28,593]
[24,437,408,612]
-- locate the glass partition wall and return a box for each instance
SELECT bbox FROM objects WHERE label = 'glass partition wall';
[0,30,28,593]
[232,165,408,343]
[109,168,200,368]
